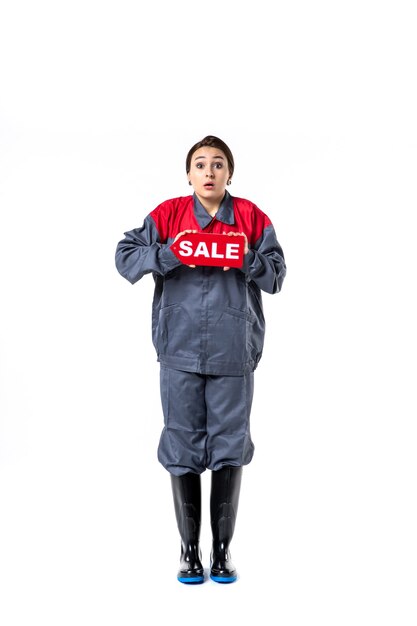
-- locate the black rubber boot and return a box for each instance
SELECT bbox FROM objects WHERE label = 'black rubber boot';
[210,465,243,583]
[171,472,204,584]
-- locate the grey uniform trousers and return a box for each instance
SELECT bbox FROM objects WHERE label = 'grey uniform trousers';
[157,365,255,476]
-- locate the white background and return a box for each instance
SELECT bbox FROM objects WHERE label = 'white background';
[1,1,416,624]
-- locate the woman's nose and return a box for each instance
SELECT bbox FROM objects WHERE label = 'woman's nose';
[206,171,214,177]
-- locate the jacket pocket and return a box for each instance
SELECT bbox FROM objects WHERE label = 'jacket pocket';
[224,305,256,324]
[225,306,264,366]
[156,304,195,357]
[210,306,255,365]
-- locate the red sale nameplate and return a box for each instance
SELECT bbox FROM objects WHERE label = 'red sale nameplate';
[170,232,245,268]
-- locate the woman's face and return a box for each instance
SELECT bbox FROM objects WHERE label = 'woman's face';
[188,146,230,204]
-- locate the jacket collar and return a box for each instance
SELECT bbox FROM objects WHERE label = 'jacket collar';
[193,191,235,229]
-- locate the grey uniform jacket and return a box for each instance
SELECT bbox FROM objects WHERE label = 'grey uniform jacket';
[115,192,286,376]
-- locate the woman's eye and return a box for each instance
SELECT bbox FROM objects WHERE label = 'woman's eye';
[196,163,203,168]
[214,162,223,169]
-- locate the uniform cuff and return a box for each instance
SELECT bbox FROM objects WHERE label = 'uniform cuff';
[239,249,255,277]
[159,244,183,274]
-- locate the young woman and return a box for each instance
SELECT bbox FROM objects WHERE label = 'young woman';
[115,135,286,583]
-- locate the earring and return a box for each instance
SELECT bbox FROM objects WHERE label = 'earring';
[227,179,232,185]
[188,181,192,186]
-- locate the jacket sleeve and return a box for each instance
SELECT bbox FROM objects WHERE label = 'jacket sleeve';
[115,214,182,284]
[240,223,286,295]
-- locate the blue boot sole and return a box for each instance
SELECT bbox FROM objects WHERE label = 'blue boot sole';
[178,576,204,584]
[210,574,237,583]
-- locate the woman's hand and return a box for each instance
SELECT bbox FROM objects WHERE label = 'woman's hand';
[173,229,198,268]
[223,231,248,272]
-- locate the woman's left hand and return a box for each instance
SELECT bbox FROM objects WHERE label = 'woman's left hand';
[223,231,248,272]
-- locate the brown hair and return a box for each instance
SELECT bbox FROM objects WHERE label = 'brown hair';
[186,135,234,177]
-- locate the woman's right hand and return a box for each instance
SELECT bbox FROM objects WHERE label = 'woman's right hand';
[173,229,198,268]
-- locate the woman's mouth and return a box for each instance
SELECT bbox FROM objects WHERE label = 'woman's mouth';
[204,182,215,189]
